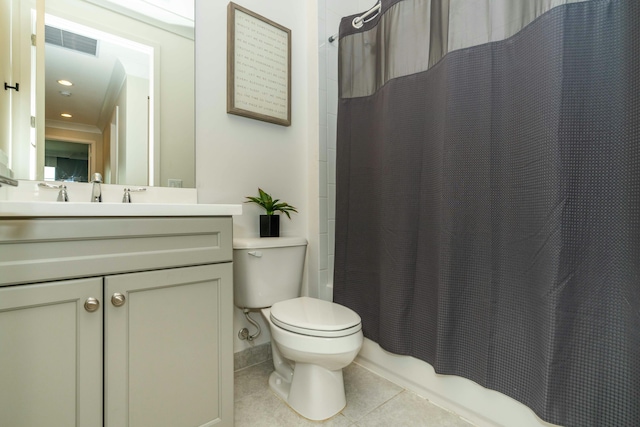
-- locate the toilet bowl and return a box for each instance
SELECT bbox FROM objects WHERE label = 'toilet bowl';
[233,238,363,421]
[261,297,363,420]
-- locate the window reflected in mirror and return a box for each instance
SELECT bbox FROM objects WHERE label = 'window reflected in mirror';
[44,140,89,183]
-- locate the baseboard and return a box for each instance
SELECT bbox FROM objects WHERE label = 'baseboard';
[234,342,272,371]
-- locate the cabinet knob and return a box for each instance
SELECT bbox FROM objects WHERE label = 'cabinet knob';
[111,293,126,307]
[84,297,100,312]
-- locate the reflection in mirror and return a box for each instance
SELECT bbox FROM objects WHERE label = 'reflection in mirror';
[45,14,153,185]
[4,0,195,188]
[45,139,89,182]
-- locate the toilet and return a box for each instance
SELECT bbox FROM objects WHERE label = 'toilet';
[233,237,363,421]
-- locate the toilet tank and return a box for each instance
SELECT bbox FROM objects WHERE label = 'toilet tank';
[233,237,307,309]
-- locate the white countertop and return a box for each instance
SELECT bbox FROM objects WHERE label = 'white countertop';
[0,201,242,217]
[0,180,242,217]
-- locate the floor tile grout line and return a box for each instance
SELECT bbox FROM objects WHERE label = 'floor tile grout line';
[350,361,474,426]
[341,388,406,424]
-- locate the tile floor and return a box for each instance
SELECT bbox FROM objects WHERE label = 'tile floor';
[234,361,475,426]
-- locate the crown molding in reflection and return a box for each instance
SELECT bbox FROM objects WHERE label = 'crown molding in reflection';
[46,119,102,134]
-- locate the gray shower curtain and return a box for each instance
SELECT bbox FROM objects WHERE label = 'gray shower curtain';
[333,1,639,426]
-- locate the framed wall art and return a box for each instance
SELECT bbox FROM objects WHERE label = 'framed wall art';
[227,2,291,126]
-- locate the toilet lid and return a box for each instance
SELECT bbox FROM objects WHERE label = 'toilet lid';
[270,297,362,338]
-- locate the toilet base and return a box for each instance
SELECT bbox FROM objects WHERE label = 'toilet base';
[269,363,346,421]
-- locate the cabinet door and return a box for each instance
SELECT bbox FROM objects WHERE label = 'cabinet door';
[0,278,103,427]
[105,263,233,427]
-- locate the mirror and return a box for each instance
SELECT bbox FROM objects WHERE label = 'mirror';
[4,0,194,187]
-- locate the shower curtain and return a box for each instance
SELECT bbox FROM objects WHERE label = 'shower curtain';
[333,1,639,426]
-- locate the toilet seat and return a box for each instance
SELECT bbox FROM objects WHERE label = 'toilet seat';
[270,297,362,338]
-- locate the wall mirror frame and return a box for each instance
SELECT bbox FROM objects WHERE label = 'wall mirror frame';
[1,0,195,188]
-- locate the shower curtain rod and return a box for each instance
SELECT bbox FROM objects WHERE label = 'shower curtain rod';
[328,1,381,43]
[352,1,381,29]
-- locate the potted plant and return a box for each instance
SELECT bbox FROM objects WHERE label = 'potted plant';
[245,188,298,237]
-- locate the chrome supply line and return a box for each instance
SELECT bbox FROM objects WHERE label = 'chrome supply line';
[238,308,261,341]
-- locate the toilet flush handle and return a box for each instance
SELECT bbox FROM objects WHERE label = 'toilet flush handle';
[248,251,263,257]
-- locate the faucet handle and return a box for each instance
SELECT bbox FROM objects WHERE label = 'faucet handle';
[0,174,19,187]
[122,187,146,203]
[39,182,62,188]
[38,182,70,202]
[91,173,103,183]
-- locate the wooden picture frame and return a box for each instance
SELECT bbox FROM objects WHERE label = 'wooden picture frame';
[227,2,291,127]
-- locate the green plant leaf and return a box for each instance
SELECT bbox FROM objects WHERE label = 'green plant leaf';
[244,188,298,218]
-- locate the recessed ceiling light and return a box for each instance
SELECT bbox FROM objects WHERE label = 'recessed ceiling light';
[61,113,72,118]
[57,79,73,86]
[59,91,72,97]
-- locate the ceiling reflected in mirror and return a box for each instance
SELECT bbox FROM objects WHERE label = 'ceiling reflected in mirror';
[86,0,194,38]
[45,14,153,135]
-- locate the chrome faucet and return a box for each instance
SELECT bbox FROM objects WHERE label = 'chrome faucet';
[122,187,146,203]
[90,173,103,202]
[58,185,69,202]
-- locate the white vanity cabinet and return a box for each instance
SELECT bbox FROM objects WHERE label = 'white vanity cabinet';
[0,216,234,427]
[0,277,103,427]
[104,263,231,427]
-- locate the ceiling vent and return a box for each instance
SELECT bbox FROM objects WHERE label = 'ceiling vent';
[45,25,98,56]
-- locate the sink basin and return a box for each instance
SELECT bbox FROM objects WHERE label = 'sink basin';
[0,201,242,217]
[0,180,242,217]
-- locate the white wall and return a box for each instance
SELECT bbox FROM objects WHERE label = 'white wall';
[122,75,148,186]
[195,0,318,353]
[112,74,149,186]
[115,79,128,184]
